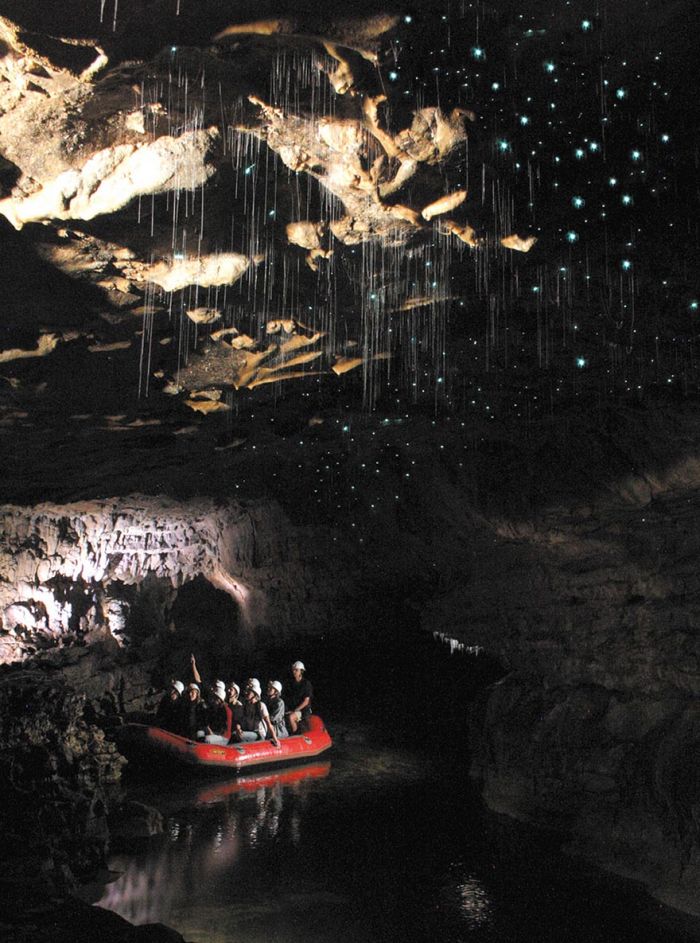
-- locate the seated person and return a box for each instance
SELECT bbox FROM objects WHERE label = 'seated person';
[202,680,233,745]
[177,683,207,740]
[233,679,279,746]
[285,660,313,734]
[264,681,289,739]
[226,682,244,731]
[155,680,184,732]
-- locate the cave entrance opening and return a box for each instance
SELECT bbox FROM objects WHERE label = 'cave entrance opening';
[159,575,245,685]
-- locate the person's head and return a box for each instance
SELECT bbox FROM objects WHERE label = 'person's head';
[267,680,282,699]
[212,680,226,702]
[187,683,200,701]
[171,680,185,699]
[227,681,240,702]
[246,678,262,700]
[291,660,305,682]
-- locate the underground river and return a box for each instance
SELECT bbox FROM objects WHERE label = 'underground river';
[87,630,700,943]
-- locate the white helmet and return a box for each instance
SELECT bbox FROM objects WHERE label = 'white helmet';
[291,661,305,672]
[248,678,262,697]
[172,680,185,695]
[228,682,240,697]
[213,680,226,701]
[269,680,282,694]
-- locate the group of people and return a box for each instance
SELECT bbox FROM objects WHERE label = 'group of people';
[155,655,313,748]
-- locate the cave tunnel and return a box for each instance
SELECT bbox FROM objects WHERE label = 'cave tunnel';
[1,0,700,937]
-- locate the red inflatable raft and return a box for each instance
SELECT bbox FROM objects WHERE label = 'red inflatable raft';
[119,715,332,771]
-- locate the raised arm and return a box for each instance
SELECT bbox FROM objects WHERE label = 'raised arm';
[190,653,202,685]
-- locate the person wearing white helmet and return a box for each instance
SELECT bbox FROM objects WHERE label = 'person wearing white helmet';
[285,661,313,734]
[186,653,234,744]
[154,679,184,732]
[234,678,280,745]
[226,681,244,733]
[201,679,233,745]
[264,680,288,739]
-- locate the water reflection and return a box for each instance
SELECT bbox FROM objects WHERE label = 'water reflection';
[93,740,698,943]
[98,762,330,929]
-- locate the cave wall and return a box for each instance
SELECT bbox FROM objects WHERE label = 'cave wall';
[0,495,354,668]
[2,462,700,913]
[422,458,700,914]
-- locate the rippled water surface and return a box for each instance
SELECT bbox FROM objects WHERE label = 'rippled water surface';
[94,731,699,943]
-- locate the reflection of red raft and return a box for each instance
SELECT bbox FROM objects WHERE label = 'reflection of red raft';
[120,715,332,771]
[196,761,331,803]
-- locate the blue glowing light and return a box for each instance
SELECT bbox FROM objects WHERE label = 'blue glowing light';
[471,46,485,60]
[519,115,530,125]
[581,19,593,31]
[576,357,587,368]
[630,149,642,161]
[532,286,540,293]
[388,71,398,81]
[491,82,501,91]
[690,301,699,311]
[616,87,627,99]
[544,61,556,73]
[404,14,413,23]
[572,196,585,208]
[661,133,670,143]
[574,148,585,159]
[244,163,256,175]
[565,230,579,243]
[621,194,633,205]
[497,139,510,152]
[608,177,618,186]
[588,141,600,152]
[621,259,632,270]
[268,210,276,218]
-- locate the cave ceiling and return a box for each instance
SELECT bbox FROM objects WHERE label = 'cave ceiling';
[0,0,698,505]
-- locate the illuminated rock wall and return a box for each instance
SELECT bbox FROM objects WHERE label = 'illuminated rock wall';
[0,495,351,664]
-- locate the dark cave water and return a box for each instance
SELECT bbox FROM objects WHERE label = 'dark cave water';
[89,631,700,943]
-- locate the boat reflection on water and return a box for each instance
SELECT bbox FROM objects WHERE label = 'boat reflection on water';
[195,760,331,805]
[97,761,331,929]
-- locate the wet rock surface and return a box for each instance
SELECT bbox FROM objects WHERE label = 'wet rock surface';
[1,895,189,943]
[0,673,125,897]
[0,670,192,941]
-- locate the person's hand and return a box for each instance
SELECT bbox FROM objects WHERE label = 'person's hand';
[273,739,280,747]
[190,653,196,665]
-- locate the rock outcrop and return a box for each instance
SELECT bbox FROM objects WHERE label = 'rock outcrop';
[0,672,125,898]
[0,494,352,664]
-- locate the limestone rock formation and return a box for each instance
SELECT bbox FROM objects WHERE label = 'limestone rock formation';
[0,494,352,665]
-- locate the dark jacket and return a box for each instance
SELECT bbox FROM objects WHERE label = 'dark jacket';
[207,700,233,739]
[177,698,207,739]
[155,693,180,733]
